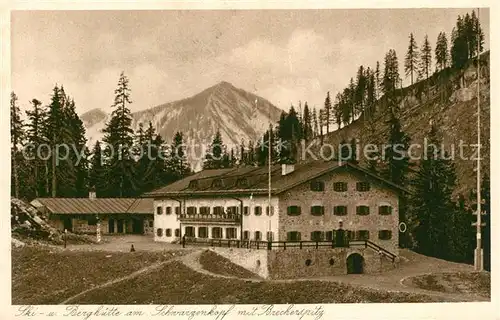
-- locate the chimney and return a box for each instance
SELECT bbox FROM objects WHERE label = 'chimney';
[281,163,295,176]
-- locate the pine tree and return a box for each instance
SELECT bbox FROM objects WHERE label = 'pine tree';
[435,32,449,71]
[409,124,457,259]
[365,71,377,118]
[333,93,342,129]
[451,16,469,69]
[355,65,367,118]
[381,110,411,186]
[88,141,106,197]
[25,98,48,198]
[302,102,313,141]
[203,130,227,169]
[11,92,24,199]
[102,72,137,197]
[246,140,256,166]
[404,33,419,85]
[312,108,319,138]
[166,131,191,181]
[375,61,382,99]
[323,92,332,134]
[420,35,432,80]
[383,49,400,97]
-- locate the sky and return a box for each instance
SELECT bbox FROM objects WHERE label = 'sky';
[11,8,490,115]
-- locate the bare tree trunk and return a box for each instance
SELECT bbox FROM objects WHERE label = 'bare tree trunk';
[12,150,19,198]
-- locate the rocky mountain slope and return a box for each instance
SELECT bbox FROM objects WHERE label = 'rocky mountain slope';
[305,52,490,196]
[82,81,282,170]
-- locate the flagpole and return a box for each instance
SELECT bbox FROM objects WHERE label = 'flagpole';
[474,7,483,272]
[268,105,272,239]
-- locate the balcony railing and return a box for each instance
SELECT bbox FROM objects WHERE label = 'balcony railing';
[178,213,241,223]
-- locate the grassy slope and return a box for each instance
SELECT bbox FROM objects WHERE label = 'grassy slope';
[11,246,184,304]
[199,250,262,279]
[403,272,490,297]
[74,261,443,304]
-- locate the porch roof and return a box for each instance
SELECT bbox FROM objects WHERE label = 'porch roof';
[31,198,154,215]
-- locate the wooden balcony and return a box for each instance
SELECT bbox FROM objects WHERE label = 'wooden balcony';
[178,213,241,223]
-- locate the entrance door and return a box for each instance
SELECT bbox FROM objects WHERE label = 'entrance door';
[346,253,364,274]
[117,219,124,233]
[63,218,73,232]
[132,219,144,234]
[108,218,115,233]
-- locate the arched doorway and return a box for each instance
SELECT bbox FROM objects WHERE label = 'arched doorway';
[346,253,364,274]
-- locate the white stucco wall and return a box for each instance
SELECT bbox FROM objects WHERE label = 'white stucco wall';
[153,196,280,243]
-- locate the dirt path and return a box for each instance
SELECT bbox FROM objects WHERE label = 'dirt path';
[178,249,489,302]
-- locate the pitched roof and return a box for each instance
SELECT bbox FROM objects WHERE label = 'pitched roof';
[143,161,409,198]
[31,198,154,215]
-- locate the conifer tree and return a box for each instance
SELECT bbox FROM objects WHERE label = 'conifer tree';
[312,108,319,138]
[203,129,227,169]
[88,141,106,197]
[355,65,367,117]
[166,131,191,181]
[333,93,342,129]
[375,61,382,99]
[323,92,332,134]
[10,92,24,199]
[419,35,432,80]
[404,33,419,85]
[102,72,137,197]
[435,32,449,71]
[25,98,47,198]
[383,49,400,97]
[302,102,313,141]
[246,140,256,166]
[409,124,457,259]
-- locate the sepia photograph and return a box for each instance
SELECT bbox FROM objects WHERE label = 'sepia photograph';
[9,6,491,309]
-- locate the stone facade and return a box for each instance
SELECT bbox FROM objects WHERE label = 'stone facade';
[277,170,399,255]
[210,247,269,279]
[267,247,399,279]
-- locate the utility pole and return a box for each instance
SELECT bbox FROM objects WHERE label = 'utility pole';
[474,7,483,272]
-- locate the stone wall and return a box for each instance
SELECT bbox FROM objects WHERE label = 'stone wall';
[277,170,399,255]
[267,247,398,279]
[210,247,269,279]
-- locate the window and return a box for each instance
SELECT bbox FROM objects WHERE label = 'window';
[287,231,301,242]
[226,228,237,239]
[325,231,333,241]
[165,228,172,237]
[356,182,371,191]
[212,227,222,239]
[333,182,348,192]
[357,230,370,240]
[236,178,248,187]
[243,230,250,240]
[243,206,250,216]
[149,220,154,227]
[175,228,180,237]
[156,206,163,215]
[287,206,301,216]
[379,206,392,215]
[175,206,181,215]
[198,227,208,238]
[378,230,392,240]
[188,180,199,188]
[310,181,325,191]
[213,206,224,215]
[266,231,274,241]
[185,226,195,237]
[266,206,275,216]
[334,206,348,216]
[310,231,324,241]
[165,207,172,215]
[187,206,197,215]
[156,228,163,237]
[356,205,370,215]
[311,206,325,216]
[227,206,238,215]
[199,206,210,215]
[212,179,223,188]
[254,231,262,241]
[254,206,262,216]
